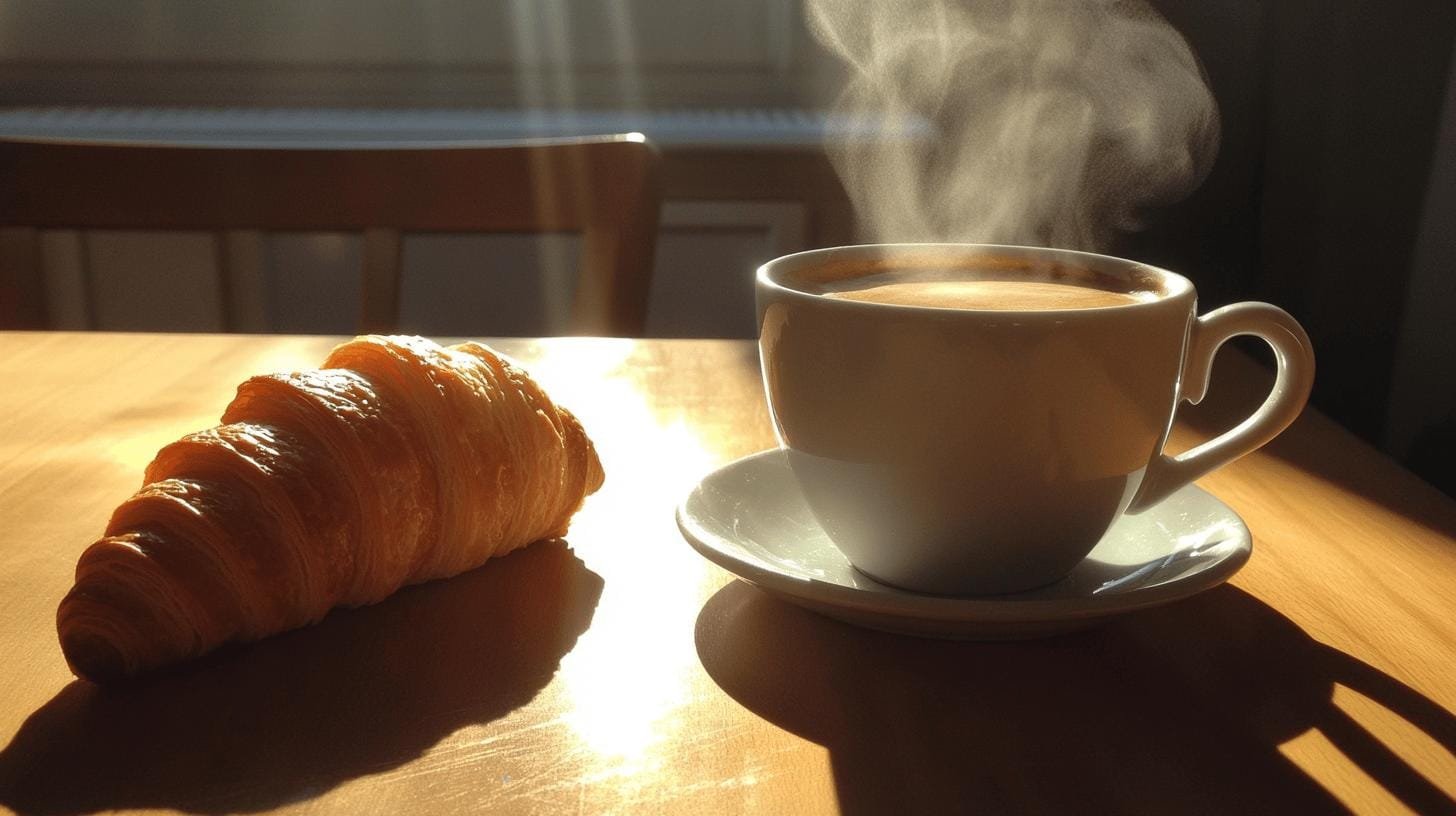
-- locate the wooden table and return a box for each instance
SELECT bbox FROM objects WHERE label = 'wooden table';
[0,332,1453,815]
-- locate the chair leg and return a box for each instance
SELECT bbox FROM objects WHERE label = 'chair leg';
[0,227,47,329]
[361,228,403,334]
[218,230,268,333]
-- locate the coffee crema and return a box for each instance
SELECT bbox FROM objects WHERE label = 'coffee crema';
[816,273,1156,311]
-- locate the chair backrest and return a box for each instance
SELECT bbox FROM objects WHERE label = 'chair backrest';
[0,135,661,335]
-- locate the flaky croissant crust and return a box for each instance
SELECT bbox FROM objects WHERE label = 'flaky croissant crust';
[58,336,604,683]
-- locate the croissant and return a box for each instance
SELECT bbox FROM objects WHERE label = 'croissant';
[57,335,604,683]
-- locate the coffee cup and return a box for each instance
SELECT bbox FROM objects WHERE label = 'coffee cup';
[756,244,1314,596]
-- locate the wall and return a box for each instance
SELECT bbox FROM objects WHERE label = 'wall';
[0,0,826,109]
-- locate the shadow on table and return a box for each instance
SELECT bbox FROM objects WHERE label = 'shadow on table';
[696,581,1456,815]
[0,539,602,815]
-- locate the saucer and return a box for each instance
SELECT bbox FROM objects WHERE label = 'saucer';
[676,448,1252,639]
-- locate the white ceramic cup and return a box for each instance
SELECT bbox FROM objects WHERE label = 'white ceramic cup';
[757,244,1315,596]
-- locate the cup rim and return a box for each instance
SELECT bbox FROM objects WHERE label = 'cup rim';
[756,243,1195,316]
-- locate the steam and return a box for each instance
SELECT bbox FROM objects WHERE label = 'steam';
[808,0,1220,250]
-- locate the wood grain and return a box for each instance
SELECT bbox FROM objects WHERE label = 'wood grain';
[0,332,1452,815]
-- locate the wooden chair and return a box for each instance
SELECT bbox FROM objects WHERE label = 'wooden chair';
[0,135,661,335]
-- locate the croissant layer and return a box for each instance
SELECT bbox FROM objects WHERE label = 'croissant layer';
[58,336,604,682]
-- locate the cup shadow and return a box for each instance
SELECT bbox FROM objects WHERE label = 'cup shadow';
[696,581,1456,815]
[0,539,603,815]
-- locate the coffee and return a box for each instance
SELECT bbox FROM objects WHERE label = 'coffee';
[818,272,1154,311]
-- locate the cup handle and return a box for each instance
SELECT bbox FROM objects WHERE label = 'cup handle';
[1127,302,1316,513]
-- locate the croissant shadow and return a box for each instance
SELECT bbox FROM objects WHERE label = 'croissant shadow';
[696,581,1456,815]
[0,539,603,815]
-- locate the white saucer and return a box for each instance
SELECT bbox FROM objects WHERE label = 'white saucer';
[676,448,1252,639]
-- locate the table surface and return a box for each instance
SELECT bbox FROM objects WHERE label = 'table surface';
[0,332,1453,815]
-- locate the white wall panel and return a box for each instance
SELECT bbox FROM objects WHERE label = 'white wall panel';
[398,233,581,337]
[86,232,223,332]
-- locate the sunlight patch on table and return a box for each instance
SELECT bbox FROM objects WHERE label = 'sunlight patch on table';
[1278,726,1412,814]
[1332,683,1456,799]
[526,340,722,778]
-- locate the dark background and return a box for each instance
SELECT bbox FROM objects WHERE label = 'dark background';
[1126,0,1456,494]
